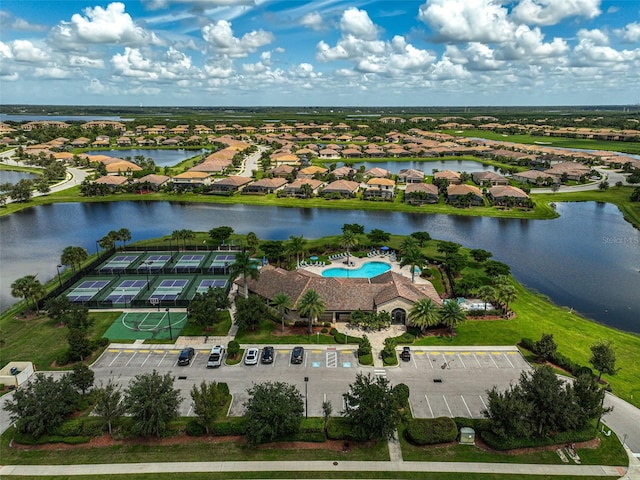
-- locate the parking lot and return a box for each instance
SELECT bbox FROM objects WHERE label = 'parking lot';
[91,346,530,419]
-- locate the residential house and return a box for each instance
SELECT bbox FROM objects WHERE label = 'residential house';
[332,166,357,180]
[397,168,425,183]
[171,171,212,189]
[545,161,591,181]
[133,174,170,191]
[284,179,324,197]
[242,178,288,195]
[318,148,340,159]
[488,186,531,207]
[365,167,391,179]
[208,176,252,194]
[472,171,509,186]
[446,184,484,206]
[404,183,439,205]
[269,164,296,178]
[321,180,360,198]
[511,169,557,185]
[434,170,462,184]
[94,175,129,191]
[298,165,328,179]
[363,178,396,200]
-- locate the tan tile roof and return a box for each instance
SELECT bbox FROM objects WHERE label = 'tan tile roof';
[323,180,360,193]
[213,175,252,186]
[447,184,482,196]
[489,185,529,198]
[405,183,438,195]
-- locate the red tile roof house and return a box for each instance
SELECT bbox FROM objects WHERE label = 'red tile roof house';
[284,179,324,197]
[488,185,531,207]
[132,174,170,192]
[170,171,212,189]
[446,184,485,207]
[510,169,558,185]
[207,176,252,195]
[189,159,233,174]
[332,166,357,179]
[363,178,396,200]
[365,167,392,179]
[321,180,361,198]
[434,170,462,184]
[269,164,296,178]
[243,266,442,325]
[397,168,425,183]
[297,165,328,179]
[472,171,509,186]
[404,183,439,205]
[242,178,288,195]
[94,175,129,191]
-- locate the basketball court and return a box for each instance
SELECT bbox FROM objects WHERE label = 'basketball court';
[103,310,188,340]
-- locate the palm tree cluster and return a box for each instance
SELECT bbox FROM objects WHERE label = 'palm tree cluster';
[60,246,89,273]
[409,298,466,341]
[398,236,428,283]
[171,229,195,250]
[11,275,46,311]
[98,228,132,251]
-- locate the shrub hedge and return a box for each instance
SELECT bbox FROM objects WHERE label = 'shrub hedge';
[330,328,362,345]
[405,417,458,445]
[211,417,247,436]
[53,418,104,437]
[519,337,591,378]
[454,417,491,432]
[327,417,356,440]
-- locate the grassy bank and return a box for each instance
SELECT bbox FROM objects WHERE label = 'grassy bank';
[443,129,640,155]
[0,475,620,480]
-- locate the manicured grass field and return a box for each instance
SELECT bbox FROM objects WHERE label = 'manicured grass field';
[0,474,620,480]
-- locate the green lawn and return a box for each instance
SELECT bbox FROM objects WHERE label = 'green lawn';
[0,311,120,371]
[443,129,640,155]
[235,320,356,345]
[0,475,620,480]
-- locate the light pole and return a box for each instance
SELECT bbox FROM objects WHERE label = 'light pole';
[166,307,173,340]
[304,376,309,419]
[56,264,63,289]
[144,261,153,290]
[95,240,100,256]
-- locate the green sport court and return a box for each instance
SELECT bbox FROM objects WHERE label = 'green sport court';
[103,311,188,341]
[61,249,238,309]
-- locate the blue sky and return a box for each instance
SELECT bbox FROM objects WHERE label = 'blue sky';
[1,0,639,106]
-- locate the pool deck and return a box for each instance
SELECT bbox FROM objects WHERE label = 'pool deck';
[302,253,432,286]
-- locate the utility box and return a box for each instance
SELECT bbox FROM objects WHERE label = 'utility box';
[459,427,475,445]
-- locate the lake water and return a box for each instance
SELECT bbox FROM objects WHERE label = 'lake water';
[85,149,199,167]
[334,159,496,175]
[0,201,638,333]
[0,171,37,185]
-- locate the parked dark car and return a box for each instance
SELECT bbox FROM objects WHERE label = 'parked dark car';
[261,346,274,364]
[400,346,411,362]
[178,347,195,366]
[291,346,304,364]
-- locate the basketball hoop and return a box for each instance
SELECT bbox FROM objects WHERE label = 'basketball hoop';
[149,297,160,311]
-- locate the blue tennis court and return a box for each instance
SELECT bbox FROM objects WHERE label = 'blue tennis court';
[137,254,171,270]
[106,279,147,303]
[100,254,141,272]
[67,279,111,302]
[149,278,189,301]
[196,279,228,293]
[214,254,236,262]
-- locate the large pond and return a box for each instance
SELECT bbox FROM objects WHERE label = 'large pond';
[84,149,200,167]
[1,201,638,334]
[0,171,38,186]
[333,159,496,175]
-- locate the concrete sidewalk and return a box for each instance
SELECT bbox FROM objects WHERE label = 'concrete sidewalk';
[0,460,627,477]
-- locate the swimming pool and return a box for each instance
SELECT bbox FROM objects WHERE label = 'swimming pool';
[322,261,391,278]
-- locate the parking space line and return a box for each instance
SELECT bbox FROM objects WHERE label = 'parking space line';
[503,353,515,368]
[153,350,164,354]
[157,352,167,367]
[187,404,193,416]
[472,353,482,367]
[108,351,122,367]
[108,349,119,353]
[489,354,499,368]
[456,353,466,368]
[374,369,386,378]
[426,353,434,369]
[479,395,487,411]
[442,395,453,417]
[461,395,472,417]
[125,352,137,367]
[424,395,434,418]
[412,355,418,369]
[326,351,337,368]
[189,352,198,367]
[141,352,151,367]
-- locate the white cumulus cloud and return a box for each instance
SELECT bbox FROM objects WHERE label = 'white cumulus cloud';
[511,0,601,26]
[300,12,324,31]
[614,22,640,43]
[202,19,273,57]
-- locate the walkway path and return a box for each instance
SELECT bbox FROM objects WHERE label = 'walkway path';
[0,459,627,477]
[531,166,630,194]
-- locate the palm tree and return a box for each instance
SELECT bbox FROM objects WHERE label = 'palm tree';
[246,232,260,256]
[229,251,260,298]
[117,228,131,248]
[475,285,497,315]
[60,246,88,272]
[297,288,325,334]
[409,298,440,332]
[11,275,45,310]
[495,283,517,318]
[287,235,307,265]
[99,231,118,250]
[439,301,466,341]
[271,293,293,332]
[399,241,427,283]
[339,230,359,266]
[171,230,183,250]
[182,229,196,249]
